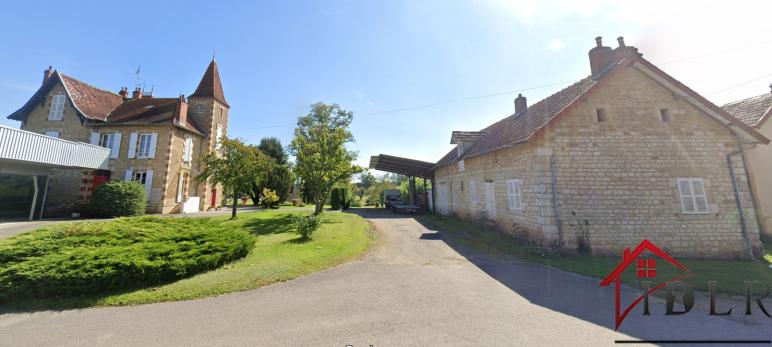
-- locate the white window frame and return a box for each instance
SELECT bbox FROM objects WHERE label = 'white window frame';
[44,130,60,138]
[99,133,116,150]
[457,160,465,172]
[137,133,153,158]
[677,178,709,214]
[468,180,477,204]
[132,171,148,184]
[48,94,65,121]
[183,137,193,163]
[506,179,523,210]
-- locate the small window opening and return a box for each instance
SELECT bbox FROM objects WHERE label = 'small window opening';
[660,108,670,122]
[596,108,607,122]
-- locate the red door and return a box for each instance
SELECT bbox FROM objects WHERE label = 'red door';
[210,188,217,207]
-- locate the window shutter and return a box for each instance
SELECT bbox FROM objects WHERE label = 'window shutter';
[148,133,158,158]
[145,169,154,200]
[127,132,138,158]
[110,133,122,159]
[514,181,521,209]
[124,169,133,181]
[188,138,194,162]
[90,132,100,145]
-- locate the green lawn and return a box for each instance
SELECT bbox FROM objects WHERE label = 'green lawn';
[423,215,772,295]
[3,209,373,310]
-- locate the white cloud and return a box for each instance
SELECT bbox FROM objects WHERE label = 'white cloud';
[546,39,565,52]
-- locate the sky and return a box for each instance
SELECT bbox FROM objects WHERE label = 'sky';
[1,1,771,175]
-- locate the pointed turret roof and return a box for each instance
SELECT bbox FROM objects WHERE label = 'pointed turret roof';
[189,59,228,106]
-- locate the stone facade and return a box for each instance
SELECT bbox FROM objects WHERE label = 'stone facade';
[434,66,763,259]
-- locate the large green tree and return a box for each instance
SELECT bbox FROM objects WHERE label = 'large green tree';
[289,102,359,214]
[249,137,292,205]
[198,138,271,219]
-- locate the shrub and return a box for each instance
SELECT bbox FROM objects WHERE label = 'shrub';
[88,181,147,217]
[262,188,280,208]
[293,214,321,239]
[330,187,351,210]
[0,216,254,300]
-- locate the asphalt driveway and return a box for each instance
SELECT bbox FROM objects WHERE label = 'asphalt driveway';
[0,209,769,346]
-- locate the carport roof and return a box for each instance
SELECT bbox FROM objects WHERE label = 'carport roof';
[369,154,434,179]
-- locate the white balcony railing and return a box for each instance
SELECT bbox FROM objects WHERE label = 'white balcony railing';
[0,125,109,170]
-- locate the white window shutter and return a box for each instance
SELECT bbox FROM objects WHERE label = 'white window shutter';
[127,132,138,158]
[90,132,100,145]
[124,169,133,181]
[145,169,154,200]
[188,138,194,162]
[110,133,122,159]
[148,133,158,158]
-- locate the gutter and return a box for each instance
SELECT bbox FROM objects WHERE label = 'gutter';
[726,148,758,261]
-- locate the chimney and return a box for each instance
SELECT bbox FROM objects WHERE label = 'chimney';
[515,93,527,114]
[42,66,54,85]
[588,36,614,76]
[118,87,128,100]
[612,36,642,62]
[175,94,188,125]
[132,87,142,100]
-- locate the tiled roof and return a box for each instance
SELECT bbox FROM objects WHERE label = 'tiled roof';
[435,76,599,167]
[189,59,228,106]
[59,73,124,121]
[721,92,772,128]
[450,131,487,144]
[103,98,206,135]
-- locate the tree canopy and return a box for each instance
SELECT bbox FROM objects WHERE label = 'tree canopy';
[289,102,360,214]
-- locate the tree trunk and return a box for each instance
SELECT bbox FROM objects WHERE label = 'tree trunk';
[314,199,324,214]
[231,187,238,219]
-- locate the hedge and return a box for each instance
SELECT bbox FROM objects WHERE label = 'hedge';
[0,216,254,300]
[88,181,147,217]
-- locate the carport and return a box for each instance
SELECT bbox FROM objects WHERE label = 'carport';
[0,126,109,220]
[368,154,435,212]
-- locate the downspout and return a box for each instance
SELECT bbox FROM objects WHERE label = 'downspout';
[550,154,563,243]
[726,149,757,261]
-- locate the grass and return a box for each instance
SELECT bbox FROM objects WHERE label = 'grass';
[2,209,372,310]
[423,215,772,296]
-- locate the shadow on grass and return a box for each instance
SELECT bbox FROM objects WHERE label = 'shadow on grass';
[284,236,312,244]
[242,213,298,236]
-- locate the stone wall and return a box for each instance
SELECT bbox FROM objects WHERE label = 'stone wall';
[433,66,762,259]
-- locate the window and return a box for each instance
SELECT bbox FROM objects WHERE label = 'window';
[48,94,65,120]
[468,181,477,203]
[196,104,205,114]
[596,108,607,122]
[132,171,147,184]
[660,108,671,122]
[636,258,656,278]
[99,133,115,150]
[677,178,709,214]
[457,160,465,172]
[506,179,523,210]
[44,131,60,138]
[218,106,224,118]
[137,133,153,158]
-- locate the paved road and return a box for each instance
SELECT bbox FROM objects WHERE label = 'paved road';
[0,210,769,346]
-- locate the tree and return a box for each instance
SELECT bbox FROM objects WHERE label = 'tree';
[198,138,271,219]
[258,137,287,165]
[289,102,359,214]
[262,188,279,208]
[249,137,292,205]
[358,170,376,190]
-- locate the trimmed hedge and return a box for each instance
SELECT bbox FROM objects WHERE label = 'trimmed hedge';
[330,188,351,210]
[89,181,147,217]
[0,216,254,300]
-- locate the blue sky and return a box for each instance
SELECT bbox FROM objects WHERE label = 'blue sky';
[1,1,770,172]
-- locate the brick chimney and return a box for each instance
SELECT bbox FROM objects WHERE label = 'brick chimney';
[515,93,527,114]
[612,36,642,62]
[132,87,142,100]
[42,66,54,85]
[118,87,128,100]
[588,36,614,77]
[175,94,188,125]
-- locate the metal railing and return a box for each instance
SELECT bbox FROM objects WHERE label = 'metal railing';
[0,125,109,169]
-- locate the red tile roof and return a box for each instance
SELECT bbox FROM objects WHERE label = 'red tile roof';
[59,73,124,121]
[722,92,772,128]
[189,59,228,106]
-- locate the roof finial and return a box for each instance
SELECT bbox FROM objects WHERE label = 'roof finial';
[212,50,216,61]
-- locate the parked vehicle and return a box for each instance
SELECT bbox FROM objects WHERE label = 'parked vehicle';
[383,189,402,209]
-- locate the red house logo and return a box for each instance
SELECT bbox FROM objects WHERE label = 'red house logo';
[599,240,692,330]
